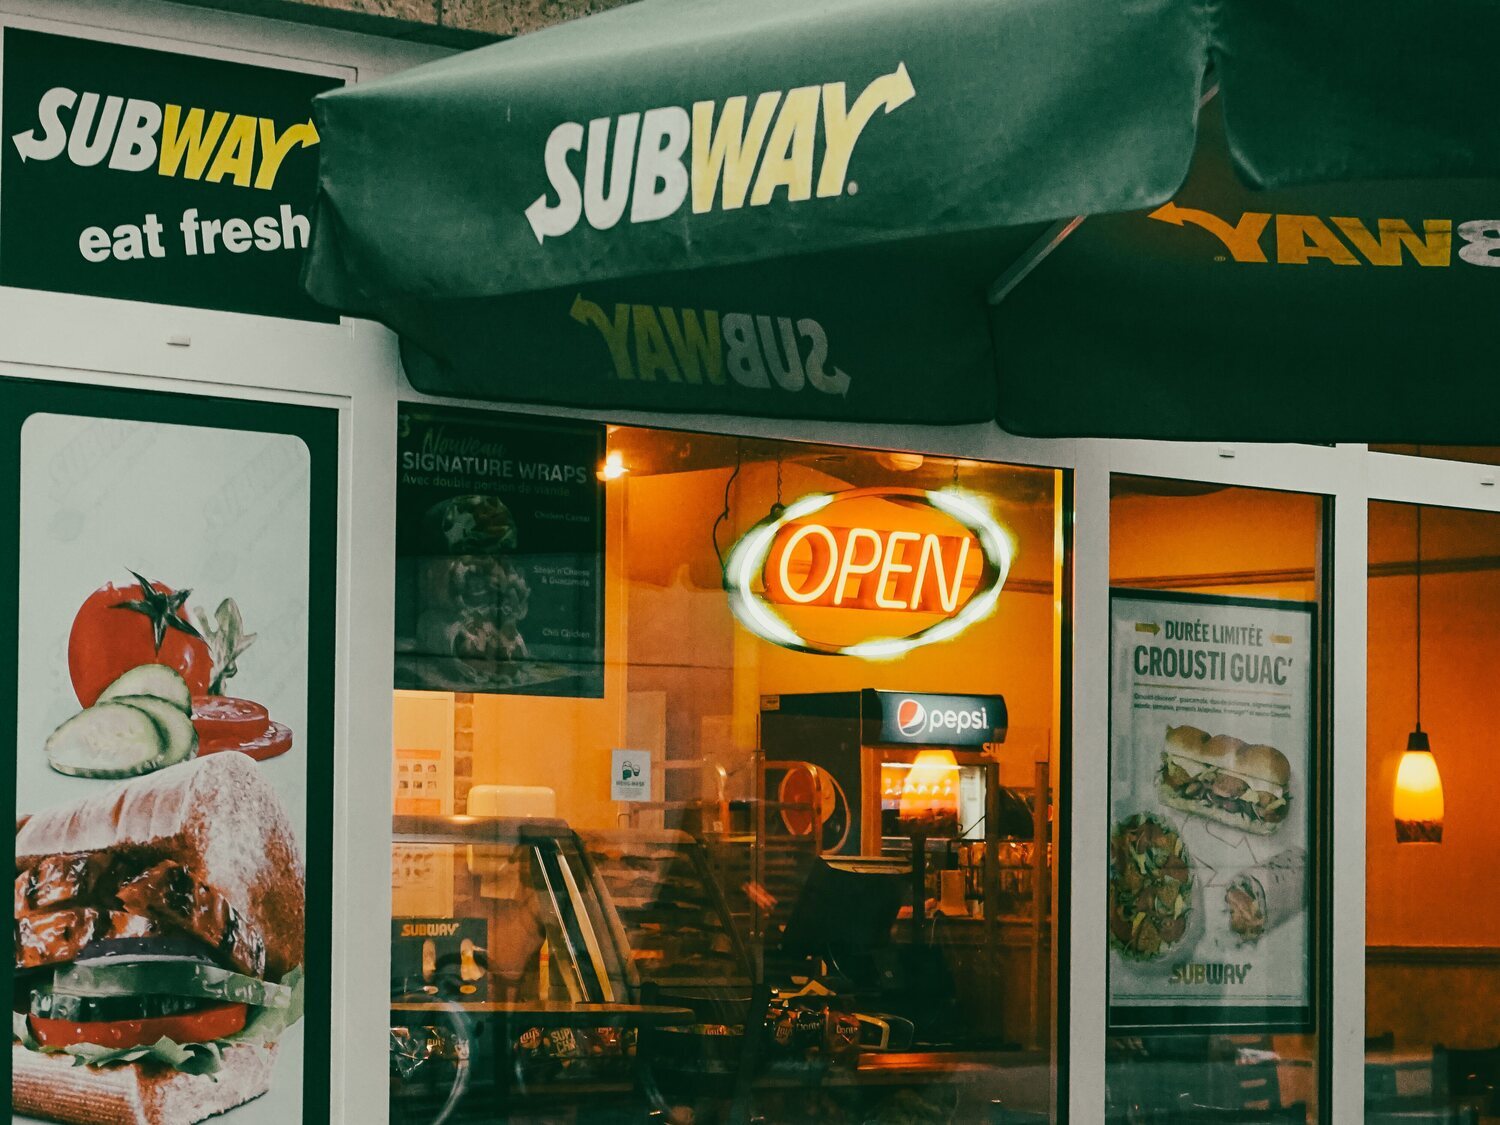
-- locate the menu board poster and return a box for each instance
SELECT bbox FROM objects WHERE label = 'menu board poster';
[1,377,338,1122]
[0,28,341,321]
[395,405,605,698]
[1107,588,1317,1033]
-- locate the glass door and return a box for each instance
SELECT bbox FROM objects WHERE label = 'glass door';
[1365,501,1500,1124]
[1104,476,1330,1124]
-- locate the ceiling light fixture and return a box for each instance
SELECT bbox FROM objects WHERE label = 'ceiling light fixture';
[1395,504,1443,844]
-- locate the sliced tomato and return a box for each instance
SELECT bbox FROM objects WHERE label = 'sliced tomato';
[30,1001,247,1050]
[198,720,294,763]
[190,696,270,741]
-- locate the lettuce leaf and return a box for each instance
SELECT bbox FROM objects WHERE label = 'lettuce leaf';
[234,965,304,1047]
[13,965,304,1077]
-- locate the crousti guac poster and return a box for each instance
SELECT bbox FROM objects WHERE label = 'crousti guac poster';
[395,405,605,698]
[1108,588,1317,1032]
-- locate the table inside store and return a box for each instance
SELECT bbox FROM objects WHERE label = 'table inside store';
[390,997,1048,1115]
[1365,1047,1435,1102]
[390,812,1056,1122]
[391,1001,696,1026]
[390,999,697,1121]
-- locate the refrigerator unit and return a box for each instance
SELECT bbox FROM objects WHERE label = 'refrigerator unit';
[759,689,1008,856]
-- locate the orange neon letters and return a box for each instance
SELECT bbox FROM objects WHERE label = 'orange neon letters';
[764,521,976,612]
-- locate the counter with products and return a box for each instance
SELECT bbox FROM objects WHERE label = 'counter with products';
[388,804,1053,1124]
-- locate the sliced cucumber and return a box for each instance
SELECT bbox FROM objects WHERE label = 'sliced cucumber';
[110,695,198,768]
[33,988,206,1023]
[96,664,192,714]
[46,703,168,778]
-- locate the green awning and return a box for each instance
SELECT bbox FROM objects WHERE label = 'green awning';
[303,0,1500,440]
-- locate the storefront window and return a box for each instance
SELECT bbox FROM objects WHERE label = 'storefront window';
[1366,501,1500,1122]
[1106,477,1326,1123]
[387,418,1065,1123]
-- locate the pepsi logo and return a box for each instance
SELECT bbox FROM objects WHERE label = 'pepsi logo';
[891,698,993,740]
[896,698,927,736]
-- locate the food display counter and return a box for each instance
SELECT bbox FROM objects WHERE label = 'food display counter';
[389,793,1052,1124]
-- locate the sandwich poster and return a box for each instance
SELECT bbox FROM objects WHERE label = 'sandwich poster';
[0,28,341,321]
[1107,588,1317,1032]
[2,378,337,1123]
[395,405,605,698]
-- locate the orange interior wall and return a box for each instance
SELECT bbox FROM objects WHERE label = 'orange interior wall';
[1110,484,1322,601]
[623,458,1063,788]
[1367,513,1500,947]
[1365,502,1500,1047]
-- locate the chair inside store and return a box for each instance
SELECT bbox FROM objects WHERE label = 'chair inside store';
[1435,1044,1500,1118]
[1164,1104,1308,1124]
[1105,1034,1307,1123]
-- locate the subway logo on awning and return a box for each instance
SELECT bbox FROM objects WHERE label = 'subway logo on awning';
[570,295,851,397]
[1149,202,1500,267]
[526,63,915,242]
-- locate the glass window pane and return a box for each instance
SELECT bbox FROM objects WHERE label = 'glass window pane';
[1107,477,1325,1124]
[389,423,1066,1123]
[1366,502,1500,1123]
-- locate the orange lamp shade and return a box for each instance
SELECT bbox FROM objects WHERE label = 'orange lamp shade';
[897,749,961,836]
[1394,729,1443,844]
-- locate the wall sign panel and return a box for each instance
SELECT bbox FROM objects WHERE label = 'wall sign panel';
[1,29,340,321]
[395,405,606,699]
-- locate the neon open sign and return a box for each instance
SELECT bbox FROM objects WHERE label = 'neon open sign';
[723,487,1012,658]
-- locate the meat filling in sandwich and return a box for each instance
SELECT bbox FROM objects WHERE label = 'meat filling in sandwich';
[1158,726,1291,836]
[17,855,266,976]
[14,850,287,1062]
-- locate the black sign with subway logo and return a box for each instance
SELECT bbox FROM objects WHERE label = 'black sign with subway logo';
[1,29,340,321]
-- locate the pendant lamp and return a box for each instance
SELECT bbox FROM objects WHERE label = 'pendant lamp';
[1395,504,1444,844]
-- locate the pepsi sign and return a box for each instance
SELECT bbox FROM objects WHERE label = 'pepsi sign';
[872,690,1006,746]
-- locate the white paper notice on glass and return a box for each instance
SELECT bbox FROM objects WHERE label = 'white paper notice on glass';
[611,749,651,802]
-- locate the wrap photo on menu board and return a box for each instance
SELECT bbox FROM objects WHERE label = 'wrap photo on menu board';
[5,382,335,1124]
[1107,589,1316,1032]
[395,405,605,698]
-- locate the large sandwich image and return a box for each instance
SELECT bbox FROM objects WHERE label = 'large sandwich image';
[13,753,304,1124]
[1158,725,1290,836]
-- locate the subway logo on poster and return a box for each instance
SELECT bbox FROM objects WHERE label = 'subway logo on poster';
[0,29,342,321]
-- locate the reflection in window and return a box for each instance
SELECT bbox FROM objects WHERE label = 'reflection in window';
[1106,478,1325,1124]
[388,425,1065,1123]
[1366,502,1500,1124]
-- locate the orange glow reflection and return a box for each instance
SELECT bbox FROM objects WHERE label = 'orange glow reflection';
[895,750,961,835]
